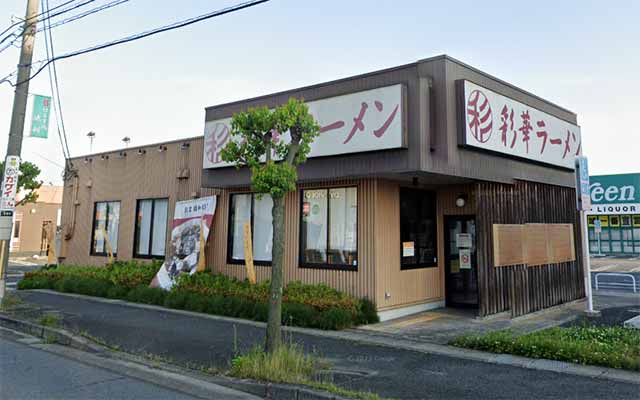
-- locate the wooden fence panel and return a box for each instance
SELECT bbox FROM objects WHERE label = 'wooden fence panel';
[476,180,585,317]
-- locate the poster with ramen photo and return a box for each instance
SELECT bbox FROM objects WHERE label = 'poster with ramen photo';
[151,196,217,290]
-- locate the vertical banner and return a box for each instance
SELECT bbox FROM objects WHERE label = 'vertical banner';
[152,196,217,290]
[0,156,20,242]
[30,95,51,138]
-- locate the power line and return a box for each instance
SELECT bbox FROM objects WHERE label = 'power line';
[0,0,129,55]
[42,0,71,161]
[0,0,95,43]
[2,0,270,88]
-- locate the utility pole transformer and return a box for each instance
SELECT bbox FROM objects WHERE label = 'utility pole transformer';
[0,0,41,301]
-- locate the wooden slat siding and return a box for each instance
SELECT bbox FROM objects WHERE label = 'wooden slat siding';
[206,179,377,302]
[476,180,585,317]
[59,137,205,266]
[374,182,475,311]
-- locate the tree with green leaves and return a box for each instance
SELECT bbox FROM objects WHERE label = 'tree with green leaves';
[221,98,320,353]
[0,161,43,205]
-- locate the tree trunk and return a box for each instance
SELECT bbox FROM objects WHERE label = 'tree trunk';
[265,194,285,353]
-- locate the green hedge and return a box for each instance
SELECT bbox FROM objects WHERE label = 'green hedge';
[18,262,378,330]
[451,326,640,371]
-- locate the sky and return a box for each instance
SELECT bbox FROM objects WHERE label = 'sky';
[0,0,638,185]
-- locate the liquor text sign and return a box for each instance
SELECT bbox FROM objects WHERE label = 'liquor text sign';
[457,80,582,169]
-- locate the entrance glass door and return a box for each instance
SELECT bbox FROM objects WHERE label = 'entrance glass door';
[445,216,478,308]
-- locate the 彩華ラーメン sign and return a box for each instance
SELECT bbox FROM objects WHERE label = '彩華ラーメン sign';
[203,84,405,169]
[587,173,640,215]
[457,80,582,169]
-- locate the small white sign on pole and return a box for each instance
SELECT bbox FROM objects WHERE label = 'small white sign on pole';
[0,156,20,240]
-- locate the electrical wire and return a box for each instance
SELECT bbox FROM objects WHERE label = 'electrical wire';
[42,0,71,161]
[1,0,270,88]
[0,0,95,43]
[0,0,129,55]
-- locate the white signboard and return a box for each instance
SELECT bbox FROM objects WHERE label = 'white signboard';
[204,84,405,169]
[575,156,591,211]
[0,156,20,215]
[456,233,472,248]
[402,241,415,257]
[459,80,582,169]
[459,249,471,270]
[594,219,602,234]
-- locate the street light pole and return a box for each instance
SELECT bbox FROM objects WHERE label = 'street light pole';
[0,0,41,301]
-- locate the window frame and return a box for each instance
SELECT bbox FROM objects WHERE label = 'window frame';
[298,186,359,272]
[133,197,169,259]
[226,192,273,266]
[399,187,438,271]
[90,200,121,257]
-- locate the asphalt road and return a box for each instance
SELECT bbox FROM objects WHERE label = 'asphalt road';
[15,290,640,400]
[0,331,204,400]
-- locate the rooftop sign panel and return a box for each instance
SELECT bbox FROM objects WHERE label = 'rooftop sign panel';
[587,173,640,215]
[457,80,582,170]
[203,84,406,169]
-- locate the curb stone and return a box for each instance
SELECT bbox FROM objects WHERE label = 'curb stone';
[0,316,353,400]
[17,289,640,386]
[0,313,104,353]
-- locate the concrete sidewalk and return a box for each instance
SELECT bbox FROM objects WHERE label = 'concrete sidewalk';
[10,290,640,400]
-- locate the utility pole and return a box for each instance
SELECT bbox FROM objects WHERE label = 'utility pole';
[0,0,41,301]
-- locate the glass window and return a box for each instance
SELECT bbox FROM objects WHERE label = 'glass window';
[400,188,437,269]
[228,193,273,264]
[621,215,632,227]
[91,201,120,255]
[12,220,20,239]
[134,198,168,258]
[300,187,358,269]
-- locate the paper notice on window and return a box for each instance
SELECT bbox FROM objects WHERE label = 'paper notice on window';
[402,241,415,257]
[456,233,472,248]
[460,248,472,270]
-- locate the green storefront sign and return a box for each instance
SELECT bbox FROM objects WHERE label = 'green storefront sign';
[587,173,640,255]
[30,94,51,139]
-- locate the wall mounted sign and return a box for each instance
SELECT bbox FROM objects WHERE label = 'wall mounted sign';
[457,80,582,170]
[587,173,639,215]
[203,84,406,169]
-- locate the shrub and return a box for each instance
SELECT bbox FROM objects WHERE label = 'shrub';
[19,264,380,330]
[126,286,167,306]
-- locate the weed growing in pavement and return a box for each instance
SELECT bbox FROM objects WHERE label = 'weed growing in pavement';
[451,325,640,371]
[0,293,23,310]
[38,313,60,328]
[229,343,381,400]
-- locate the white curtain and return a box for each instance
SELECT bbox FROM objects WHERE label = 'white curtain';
[151,199,168,256]
[231,194,251,260]
[252,195,273,261]
[137,200,152,255]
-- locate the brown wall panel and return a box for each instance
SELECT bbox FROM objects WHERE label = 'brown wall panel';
[475,180,585,317]
[60,137,206,266]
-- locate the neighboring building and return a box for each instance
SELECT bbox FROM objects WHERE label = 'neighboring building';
[587,173,640,255]
[59,55,586,320]
[11,185,63,255]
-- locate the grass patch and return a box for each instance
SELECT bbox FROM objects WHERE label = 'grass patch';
[230,343,382,400]
[451,325,640,371]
